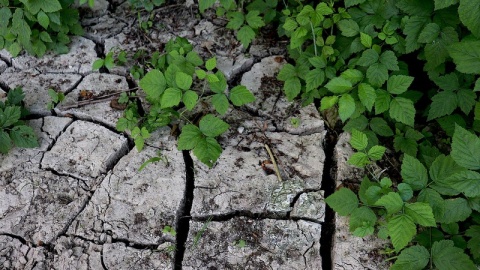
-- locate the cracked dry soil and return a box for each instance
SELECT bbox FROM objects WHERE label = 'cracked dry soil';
[0,0,390,269]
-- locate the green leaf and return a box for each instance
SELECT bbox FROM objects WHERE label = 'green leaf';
[182,90,198,111]
[366,63,388,87]
[431,240,476,270]
[430,155,465,195]
[340,69,364,85]
[237,25,255,48]
[160,88,182,108]
[11,9,31,46]
[465,225,480,259]
[24,0,62,13]
[437,114,467,136]
[350,128,368,151]
[195,69,207,80]
[199,114,229,137]
[39,32,52,43]
[459,0,480,38]
[401,154,428,191]
[199,0,216,13]
[390,97,415,127]
[368,145,386,161]
[211,93,229,115]
[436,198,472,223]
[358,83,376,112]
[375,192,404,215]
[140,69,166,102]
[418,188,445,220]
[209,72,227,93]
[10,126,38,148]
[456,89,476,115]
[369,117,393,137]
[176,72,193,90]
[359,177,375,205]
[448,41,480,74]
[305,68,325,91]
[375,89,391,114]
[325,188,359,216]
[337,19,360,37]
[451,125,480,170]
[193,137,223,167]
[348,152,370,167]
[308,56,326,68]
[418,23,440,43]
[357,49,379,66]
[349,206,376,236]
[229,86,255,106]
[391,245,430,270]
[0,130,13,154]
[360,32,372,48]
[404,16,429,53]
[320,96,338,111]
[338,94,355,122]
[388,214,416,252]
[387,75,414,95]
[427,91,458,121]
[205,57,216,71]
[398,183,414,201]
[434,0,458,10]
[0,106,21,128]
[245,10,265,29]
[379,50,399,71]
[325,77,352,94]
[178,125,203,150]
[284,77,302,101]
[447,170,480,197]
[0,8,12,29]
[186,51,204,66]
[92,59,105,71]
[405,202,436,226]
[37,11,49,29]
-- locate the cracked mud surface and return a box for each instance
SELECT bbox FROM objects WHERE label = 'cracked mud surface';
[0,1,389,269]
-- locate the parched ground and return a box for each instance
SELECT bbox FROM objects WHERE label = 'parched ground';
[0,0,389,269]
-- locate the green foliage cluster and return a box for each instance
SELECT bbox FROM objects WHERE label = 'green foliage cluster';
[0,87,38,154]
[205,0,480,268]
[116,37,255,167]
[0,0,85,57]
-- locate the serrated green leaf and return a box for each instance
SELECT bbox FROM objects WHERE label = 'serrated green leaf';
[186,51,203,66]
[368,145,386,160]
[437,115,467,137]
[308,56,326,68]
[348,152,370,167]
[366,63,388,87]
[360,32,372,48]
[284,77,302,101]
[358,83,376,112]
[338,94,355,122]
[357,49,379,66]
[39,31,52,43]
[430,154,465,195]
[245,10,265,29]
[379,50,399,71]
[369,117,393,136]
[359,177,376,205]
[211,93,229,115]
[199,114,229,137]
[448,170,480,197]
[337,19,360,37]
[140,69,166,102]
[325,187,358,216]
[451,125,480,170]
[325,77,352,94]
[183,90,198,111]
[205,57,216,71]
[349,206,376,235]
[465,225,480,259]
[418,23,440,43]
[418,188,445,220]
[305,68,325,91]
[37,11,49,29]
[388,214,416,252]
[436,198,472,223]
[431,240,476,270]
[398,183,414,201]
[229,85,255,106]
[209,71,227,93]
[405,202,436,226]
[401,154,428,191]
[391,245,430,270]
[375,192,404,215]
[195,69,207,80]
[448,41,480,74]
[178,125,203,150]
[427,91,458,121]
[193,136,223,167]
[434,0,458,10]
[374,89,391,114]
[0,129,12,153]
[283,17,298,32]
[0,106,21,128]
[199,0,216,13]
[350,128,368,151]
[11,9,31,47]
[10,125,38,148]
[390,97,415,126]
[404,16,429,53]
[0,8,12,29]
[161,88,182,108]
[226,11,244,30]
[340,69,364,85]
[459,0,480,38]
[175,72,192,90]
[387,75,414,95]
[24,0,62,14]
[277,64,296,81]
[320,96,338,111]
[237,25,255,48]
[456,89,476,115]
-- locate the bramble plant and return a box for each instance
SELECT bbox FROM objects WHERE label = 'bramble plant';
[0,87,39,154]
[116,37,255,167]
[46,88,65,110]
[0,0,85,57]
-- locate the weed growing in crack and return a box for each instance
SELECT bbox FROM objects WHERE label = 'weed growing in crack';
[46,88,65,110]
